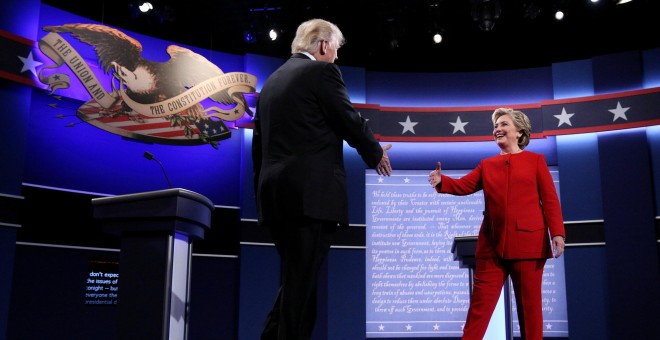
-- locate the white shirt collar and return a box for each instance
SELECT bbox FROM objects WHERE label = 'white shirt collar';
[301,52,315,60]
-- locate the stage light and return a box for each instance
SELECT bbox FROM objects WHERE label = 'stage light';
[269,29,278,41]
[244,31,256,43]
[389,38,399,49]
[470,0,502,31]
[616,0,633,4]
[433,33,442,44]
[523,1,541,19]
[555,10,564,20]
[138,2,153,13]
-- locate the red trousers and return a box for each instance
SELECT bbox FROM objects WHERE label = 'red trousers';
[462,257,547,340]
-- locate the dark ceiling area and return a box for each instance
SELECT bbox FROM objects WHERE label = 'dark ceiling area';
[42,0,660,72]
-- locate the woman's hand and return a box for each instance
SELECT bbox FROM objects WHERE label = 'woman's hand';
[552,235,566,258]
[429,161,442,188]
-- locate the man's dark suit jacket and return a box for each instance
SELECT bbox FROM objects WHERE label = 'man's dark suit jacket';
[252,53,383,225]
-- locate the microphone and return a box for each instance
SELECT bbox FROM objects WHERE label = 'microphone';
[144,151,172,188]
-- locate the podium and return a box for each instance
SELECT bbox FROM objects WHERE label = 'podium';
[92,188,214,340]
[452,236,513,340]
[451,236,478,295]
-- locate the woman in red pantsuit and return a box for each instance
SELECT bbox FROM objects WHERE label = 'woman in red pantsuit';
[428,108,566,340]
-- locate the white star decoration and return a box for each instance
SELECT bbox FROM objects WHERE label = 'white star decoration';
[433,323,440,330]
[405,324,413,331]
[545,323,552,330]
[384,102,635,137]
[450,115,469,134]
[378,324,385,331]
[399,115,418,134]
[404,177,411,183]
[608,101,630,122]
[554,107,575,127]
[377,177,384,183]
[18,51,43,77]
[202,122,226,135]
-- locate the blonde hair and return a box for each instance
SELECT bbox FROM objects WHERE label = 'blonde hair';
[291,19,345,54]
[492,108,531,149]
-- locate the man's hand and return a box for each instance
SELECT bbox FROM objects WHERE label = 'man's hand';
[376,144,392,176]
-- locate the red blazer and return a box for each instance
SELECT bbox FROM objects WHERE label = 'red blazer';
[437,151,565,259]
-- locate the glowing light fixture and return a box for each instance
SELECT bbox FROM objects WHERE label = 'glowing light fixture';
[139,2,153,13]
[433,33,442,44]
[244,31,256,43]
[470,0,502,31]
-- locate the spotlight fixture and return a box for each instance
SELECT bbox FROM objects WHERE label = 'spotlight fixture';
[244,31,256,44]
[433,33,442,44]
[268,29,278,41]
[523,0,541,19]
[138,2,153,13]
[470,0,502,31]
[383,18,403,50]
[554,10,564,21]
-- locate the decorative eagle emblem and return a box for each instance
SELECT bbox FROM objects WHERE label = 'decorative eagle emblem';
[38,23,257,148]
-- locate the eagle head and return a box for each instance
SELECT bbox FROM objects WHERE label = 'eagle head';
[111,61,157,95]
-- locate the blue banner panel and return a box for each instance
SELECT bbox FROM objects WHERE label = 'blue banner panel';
[365,169,568,338]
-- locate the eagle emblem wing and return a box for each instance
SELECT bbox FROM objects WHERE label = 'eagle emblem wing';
[43,23,253,119]
[165,46,249,113]
[43,23,142,74]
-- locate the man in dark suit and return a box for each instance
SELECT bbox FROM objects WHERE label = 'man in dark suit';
[252,18,392,340]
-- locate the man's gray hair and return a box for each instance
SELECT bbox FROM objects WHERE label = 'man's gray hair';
[291,19,345,54]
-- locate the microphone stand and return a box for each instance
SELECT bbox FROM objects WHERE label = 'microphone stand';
[144,151,172,188]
